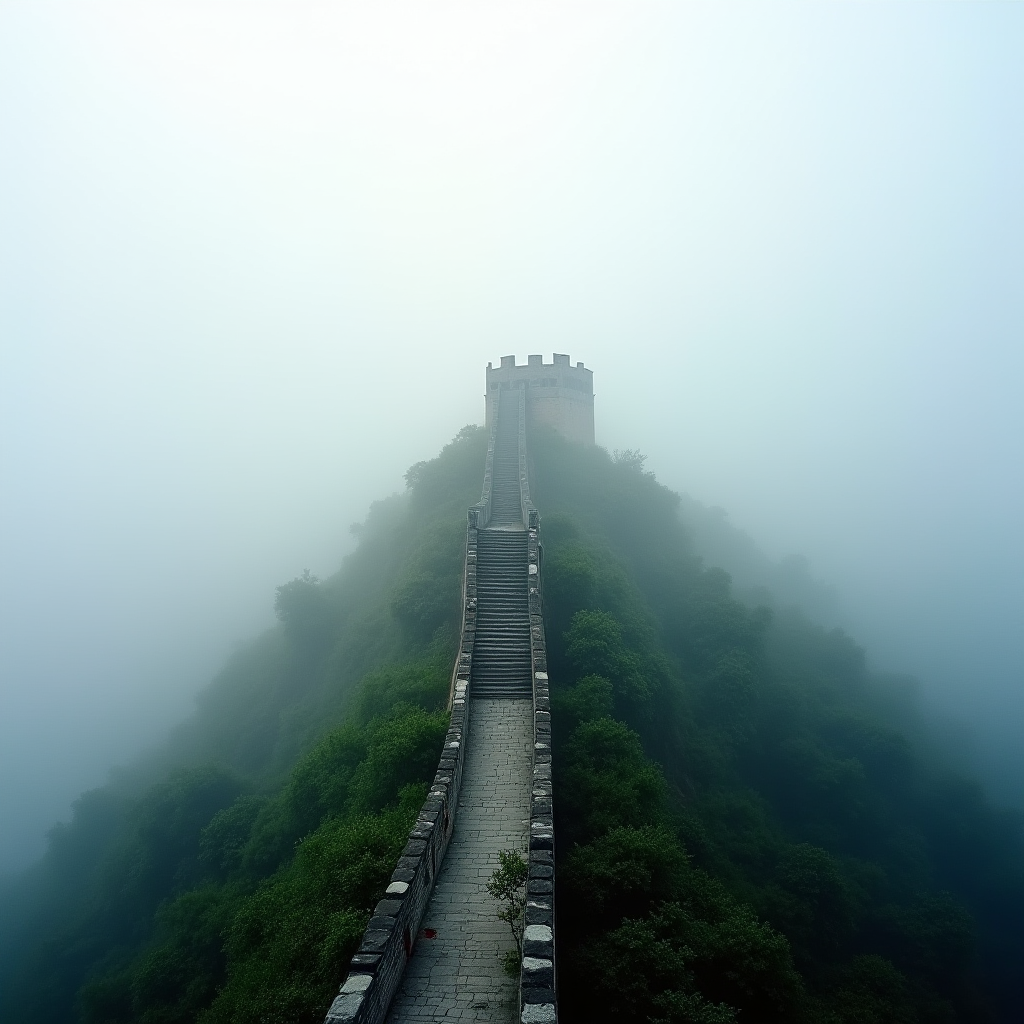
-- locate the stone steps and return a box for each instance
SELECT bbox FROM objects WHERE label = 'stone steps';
[488,398,524,528]
[471,397,532,699]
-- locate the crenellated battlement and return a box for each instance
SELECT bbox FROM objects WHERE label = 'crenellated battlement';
[485,354,595,446]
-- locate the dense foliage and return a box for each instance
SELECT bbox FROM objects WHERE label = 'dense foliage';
[0,426,488,1024]
[0,420,1020,1024]
[529,427,1024,1024]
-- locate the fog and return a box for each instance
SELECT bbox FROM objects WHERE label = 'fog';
[1,2,1021,874]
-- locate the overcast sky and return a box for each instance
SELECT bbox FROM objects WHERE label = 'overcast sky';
[1,1,1022,873]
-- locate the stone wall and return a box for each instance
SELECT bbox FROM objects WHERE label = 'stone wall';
[323,681,471,1024]
[519,385,559,1024]
[470,387,499,532]
[322,412,499,1024]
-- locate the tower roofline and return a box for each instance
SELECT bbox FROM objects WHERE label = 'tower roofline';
[484,354,594,445]
[487,353,589,372]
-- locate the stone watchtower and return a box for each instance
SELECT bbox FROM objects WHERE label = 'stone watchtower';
[485,353,595,446]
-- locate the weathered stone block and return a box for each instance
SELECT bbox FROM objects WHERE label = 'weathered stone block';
[358,928,391,953]
[339,973,373,995]
[523,923,553,958]
[522,984,556,1004]
[325,991,364,1022]
[526,903,552,927]
[521,1003,557,1024]
[349,952,380,969]
[521,956,554,987]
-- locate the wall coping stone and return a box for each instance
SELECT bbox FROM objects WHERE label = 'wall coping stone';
[518,391,559,1024]
[521,1005,557,1024]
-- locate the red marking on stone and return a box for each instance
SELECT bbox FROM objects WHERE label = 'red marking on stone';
[421,928,437,939]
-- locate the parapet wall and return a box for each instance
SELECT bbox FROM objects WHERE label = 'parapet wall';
[323,426,495,1024]
[323,667,471,1024]
[469,387,500,533]
[486,354,594,446]
[518,386,559,1024]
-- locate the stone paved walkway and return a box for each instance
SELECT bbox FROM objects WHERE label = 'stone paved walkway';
[387,698,532,1023]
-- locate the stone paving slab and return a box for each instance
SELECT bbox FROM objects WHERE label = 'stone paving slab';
[387,698,532,1023]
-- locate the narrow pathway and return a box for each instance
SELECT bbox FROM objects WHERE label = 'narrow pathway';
[386,698,532,1023]
[386,390,532,1023]
[487,396,525,528]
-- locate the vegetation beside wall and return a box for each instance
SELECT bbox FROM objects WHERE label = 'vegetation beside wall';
[0,427,487,1024]
[530,427,1024,1024]
[1,420,1021,1024]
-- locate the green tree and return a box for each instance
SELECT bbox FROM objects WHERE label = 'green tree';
[486,849,529,976]
[560,717,665,841]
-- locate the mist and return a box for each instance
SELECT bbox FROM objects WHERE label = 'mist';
[1,1,1021,874]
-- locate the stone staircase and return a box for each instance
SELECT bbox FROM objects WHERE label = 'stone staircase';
[471,398,533,699]
[471,532,532,698]
[488,394,524,528]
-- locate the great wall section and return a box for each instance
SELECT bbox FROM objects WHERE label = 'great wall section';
[323,357,594,1024]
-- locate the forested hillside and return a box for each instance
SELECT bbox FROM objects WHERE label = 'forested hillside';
[529,429,1024,1024]
[0,427,488,1024]
[0,424,1020,1024]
